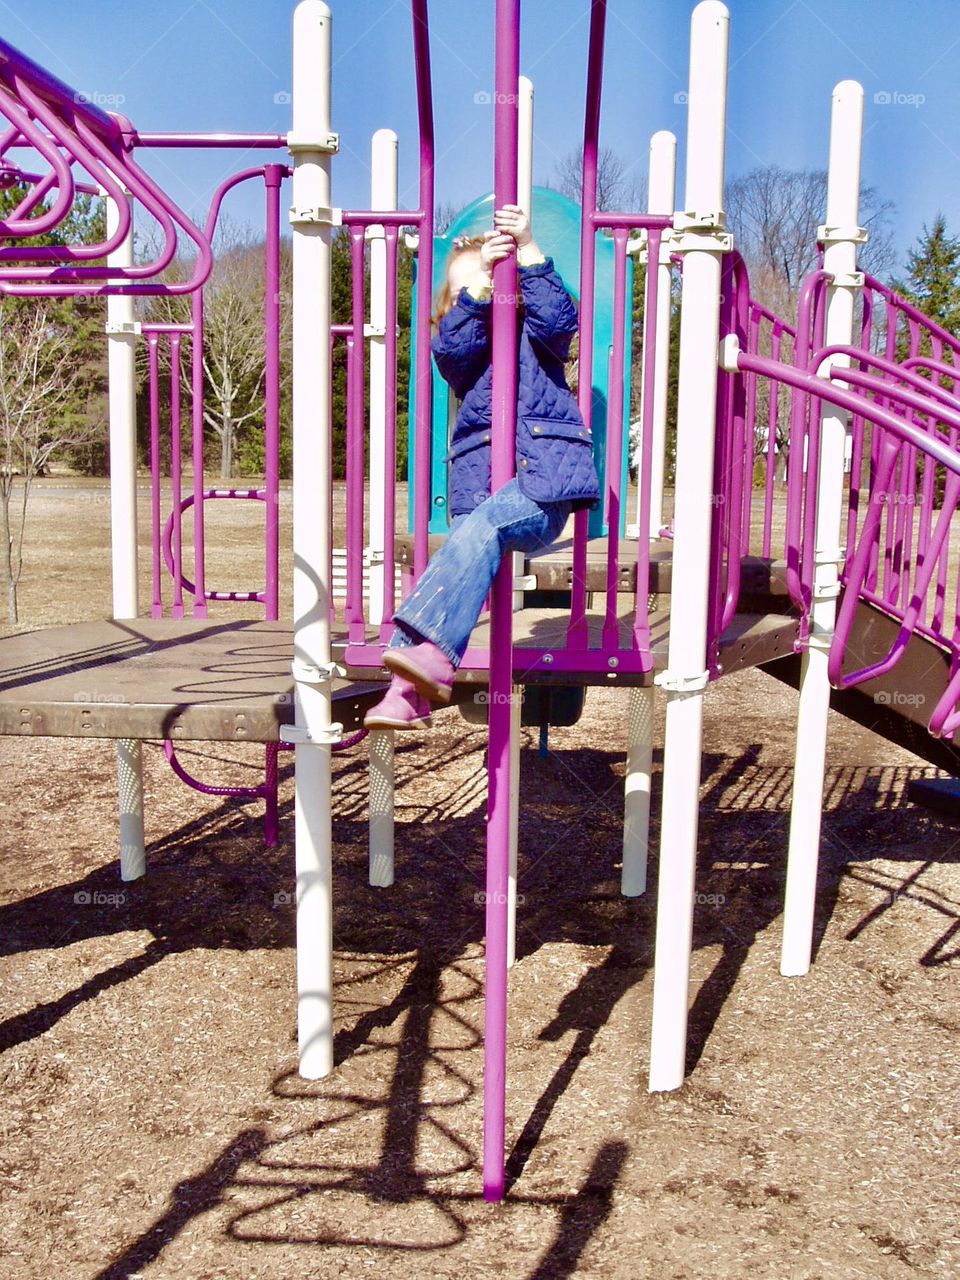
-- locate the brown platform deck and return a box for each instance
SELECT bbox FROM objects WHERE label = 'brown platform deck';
[0,606,799,741]
[396,534,791,598]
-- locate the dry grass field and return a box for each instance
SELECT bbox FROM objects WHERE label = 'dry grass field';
[0,478,957,1279]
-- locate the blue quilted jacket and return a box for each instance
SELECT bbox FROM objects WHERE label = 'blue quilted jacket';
[431,256,601,517]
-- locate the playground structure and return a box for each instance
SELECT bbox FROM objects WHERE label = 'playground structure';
[1,0,958,1205]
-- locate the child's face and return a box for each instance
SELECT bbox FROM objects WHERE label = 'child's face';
[447,250,482,296]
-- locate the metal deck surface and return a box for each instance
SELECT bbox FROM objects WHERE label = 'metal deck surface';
[0,607,800,740]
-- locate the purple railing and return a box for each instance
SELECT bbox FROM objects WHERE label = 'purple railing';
[731,263,960,738]
[341,0,672,682]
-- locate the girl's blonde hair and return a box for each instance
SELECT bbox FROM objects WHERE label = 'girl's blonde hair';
[432,235,487,330]
[431,234,580,391]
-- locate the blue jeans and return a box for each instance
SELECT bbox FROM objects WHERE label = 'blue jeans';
[390,478,571,666]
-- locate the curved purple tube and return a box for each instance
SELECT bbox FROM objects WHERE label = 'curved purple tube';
[0,90,77,237]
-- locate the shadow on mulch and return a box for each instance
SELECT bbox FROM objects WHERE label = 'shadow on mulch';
[4,734,957,1275]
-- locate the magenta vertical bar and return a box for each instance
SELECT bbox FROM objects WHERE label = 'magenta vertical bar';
[169,333,184,619]
[263,164,282,621]
[633,227,660,659]
[147,333,162,618]
[346,225,367,642]
[762,325,781,558]
[602,227,628,649]
[742,306,760,550]
[380,227,400,642]
[846,291,872,567]
[411,0,435,579]
[191,290,207,617]
[329,331,339,625]
[483,0,520,1206]
[567,0,606,651]
[933,420,957,635]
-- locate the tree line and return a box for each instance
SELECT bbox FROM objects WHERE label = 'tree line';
[3,157,960,621]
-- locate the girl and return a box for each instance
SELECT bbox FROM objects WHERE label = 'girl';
[364,203,600,729]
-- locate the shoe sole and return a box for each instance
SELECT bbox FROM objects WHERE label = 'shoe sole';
[383,651,454,704]
[363,712,433,731]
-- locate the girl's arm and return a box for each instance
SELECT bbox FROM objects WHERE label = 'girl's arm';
[495,204,578,360]
[431,298,490,400]
[431,230,513,396]
[517,259,579,361]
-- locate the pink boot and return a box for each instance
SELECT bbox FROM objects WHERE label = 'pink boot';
[384,640,455,703]
[363,675,433,731]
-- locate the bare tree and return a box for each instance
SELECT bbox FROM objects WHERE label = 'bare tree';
[547,145,647,212]
[0,301,101,622]
[725,164,896,299]
[435,200,460,235]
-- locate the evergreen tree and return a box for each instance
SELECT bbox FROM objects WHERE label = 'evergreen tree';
[895,214,960,336]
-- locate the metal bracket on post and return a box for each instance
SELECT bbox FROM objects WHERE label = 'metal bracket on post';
[513,573,537,592]
[105,320,142,336]
[634,226,700,266]
[810,546,844,603]
[672,209,734,254]
[287,130,340,154]
[718,333,741,372]
[816,223,867,246]
[291,658,345,684]
[280,722,343,745]
[289,205,343,227]
[281,659,346,745]
[654,669,710,697]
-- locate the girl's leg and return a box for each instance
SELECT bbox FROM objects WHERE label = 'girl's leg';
[390,479,569,667]
[387,514,469,651]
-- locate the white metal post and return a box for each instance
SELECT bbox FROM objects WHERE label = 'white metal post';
[366,128,399,891]
[622,685,654,895]
[781,81,864,977]
[643,130,677,540]
[285,0,340,1080]
[648,0,730,1093]
[367,127,397,626]
[106,192,146,883]
[622,131,676,896]
[368,730,395,887]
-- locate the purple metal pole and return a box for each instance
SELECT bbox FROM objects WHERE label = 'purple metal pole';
[191,291,207,618]
[411,0,435,578]
[483,0,520,1205]
[633,227,661,658]
[264,165,283,623]
[133,132,288,149]
[170,333,185,619]
[147,334,162,618]
[568,0,606,650]
[603,227,629,649]
[381,227,400,641]
[346,226,367,643]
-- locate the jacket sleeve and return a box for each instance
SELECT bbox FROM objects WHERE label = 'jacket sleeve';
[518,256,579,361]
[430,290,491,399]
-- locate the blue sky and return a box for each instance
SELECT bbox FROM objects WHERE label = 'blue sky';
[5,0,959,270]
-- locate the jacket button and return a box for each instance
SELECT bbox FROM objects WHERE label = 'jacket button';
[533,425,541,432]
[520,459,527,467]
